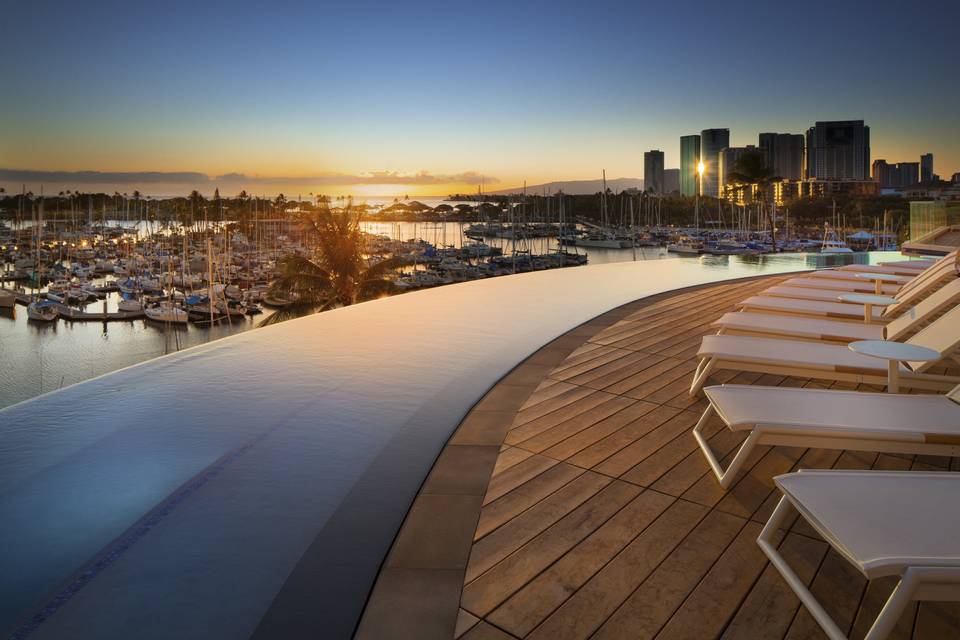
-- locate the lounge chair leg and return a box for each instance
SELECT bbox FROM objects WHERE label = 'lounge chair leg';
[694,408,759,489]
[759,496,848,640]
[864,571,919,640]
[689,357,716,396]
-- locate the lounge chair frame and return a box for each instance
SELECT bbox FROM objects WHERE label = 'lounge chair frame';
[758,494,960,640]
[689,354,959,396]
[692,402,960,490]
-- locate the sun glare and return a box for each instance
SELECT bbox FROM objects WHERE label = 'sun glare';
[352,183,415,197]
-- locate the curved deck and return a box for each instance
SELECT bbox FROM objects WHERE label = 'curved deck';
[359,275,960,640]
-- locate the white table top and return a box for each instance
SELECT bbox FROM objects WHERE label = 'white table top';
[848,340,940,362]
[853,272,911,283]
[838,293,897,305]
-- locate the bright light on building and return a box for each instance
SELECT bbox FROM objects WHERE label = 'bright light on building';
[697,161,705,176]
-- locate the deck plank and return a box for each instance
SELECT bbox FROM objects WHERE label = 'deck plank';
[454,275,959,640]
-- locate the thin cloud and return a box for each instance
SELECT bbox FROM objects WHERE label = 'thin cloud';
[0,168,499,187]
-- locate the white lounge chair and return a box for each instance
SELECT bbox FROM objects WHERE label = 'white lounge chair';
[714,278,960,344]
[877,259,936,270]
[816,250,956,279]
[759,253,957,304]
[740,268,957,323]
[738,295,886,321]
[759,285,896,304]
[689,304,960,395]
[694,383,960,489]
[759,470,960,640]
[775,277,902,295]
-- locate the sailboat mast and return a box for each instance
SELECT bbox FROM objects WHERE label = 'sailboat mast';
[208,237,215,324]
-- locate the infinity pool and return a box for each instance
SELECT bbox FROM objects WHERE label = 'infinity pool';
[0,252,904,639]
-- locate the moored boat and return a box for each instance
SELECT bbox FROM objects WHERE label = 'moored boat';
[26,300,59,322]
[144,301,189,323]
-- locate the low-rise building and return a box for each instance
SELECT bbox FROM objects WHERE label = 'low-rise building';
[723,178,878,205]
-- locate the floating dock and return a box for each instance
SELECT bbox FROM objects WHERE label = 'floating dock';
[1,289,145,321]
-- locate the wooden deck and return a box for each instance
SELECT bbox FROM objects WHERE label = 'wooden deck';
[453,276,960,640]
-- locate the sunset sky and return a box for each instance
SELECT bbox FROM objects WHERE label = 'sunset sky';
[2,0,958,197]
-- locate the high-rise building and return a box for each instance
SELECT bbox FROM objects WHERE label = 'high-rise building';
[699,128,730,197]
[920,153,934,183]
[873,159,922,188]
[872,159,896,188]
[718,145,758,196]
[663,169,680,194]
[805,120,870,180]
[758,133,805,180]
[680,135,701,197]
[897,162,920,187]
[643,150,665,194]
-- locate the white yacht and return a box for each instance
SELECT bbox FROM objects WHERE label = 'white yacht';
[820,228,853,254]
[666,238,703,255]
[144,301,188,323]
[561,231,630,249]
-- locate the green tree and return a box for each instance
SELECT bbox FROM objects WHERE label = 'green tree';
[262,204,404,325]
[725,150,779,251]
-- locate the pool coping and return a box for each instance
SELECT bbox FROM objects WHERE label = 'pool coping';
[352,274,785,639]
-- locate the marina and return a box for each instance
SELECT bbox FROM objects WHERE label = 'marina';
[0,200,905,409]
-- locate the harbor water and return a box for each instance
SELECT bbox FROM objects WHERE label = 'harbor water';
[0,233,905,409]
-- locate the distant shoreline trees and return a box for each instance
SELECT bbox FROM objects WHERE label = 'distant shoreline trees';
[0,189,914,237]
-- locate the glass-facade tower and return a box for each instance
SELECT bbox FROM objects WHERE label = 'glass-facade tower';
[680,135,700,197]
[699,129,730,198]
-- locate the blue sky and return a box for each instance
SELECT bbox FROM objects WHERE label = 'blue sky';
[2,0,958,194]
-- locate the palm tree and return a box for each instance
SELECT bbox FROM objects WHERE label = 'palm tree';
[725,149,779,251]
[261,204,405,325]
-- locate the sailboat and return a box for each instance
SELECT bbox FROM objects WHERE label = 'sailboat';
[117,291,144,312]
[560,171,631,249]
[27,300,59,322]
[144,300,189,323]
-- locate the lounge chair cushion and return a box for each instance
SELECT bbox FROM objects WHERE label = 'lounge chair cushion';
[704,384,960,435]
[711,312,882,342]
[738,296,883,320]
[784,277,901,294]
[762,286,886,304]
[775,470,960,578]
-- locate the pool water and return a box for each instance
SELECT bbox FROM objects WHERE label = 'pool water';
[0,252,906,638]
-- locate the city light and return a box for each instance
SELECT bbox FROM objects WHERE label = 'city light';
[697,161,705,176]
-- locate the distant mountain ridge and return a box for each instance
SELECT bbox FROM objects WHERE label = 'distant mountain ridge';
[487,177,643,196]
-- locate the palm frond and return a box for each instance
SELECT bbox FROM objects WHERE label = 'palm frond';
[359,277,397,299]
[262,202,404,320]
[363,255,408,280]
